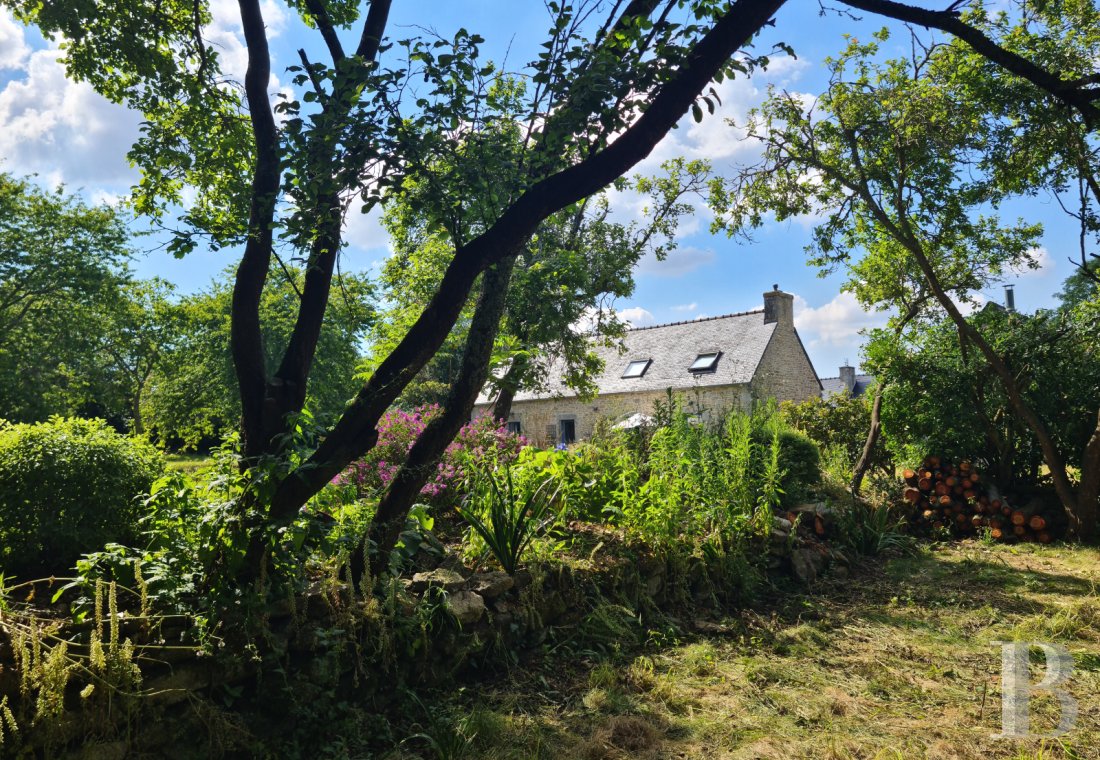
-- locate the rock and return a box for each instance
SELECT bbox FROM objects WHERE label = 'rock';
[768,527,792,557]
[790,501,832,517]
[512,569,534,592]
[790,546,827,584]
[772,516,793,532]
[469,571,514,600]
[410,568,465,593]
[446,589,486,626]
[693,619,731,634]
[438,552,470,577]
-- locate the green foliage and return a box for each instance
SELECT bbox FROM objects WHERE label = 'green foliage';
[865,303,1099,488]
[0,417,164,576]
[457,467,559,576]
[711,28,1046,334]
[0,173,146,425]
[565,399,819,546]
[835,502,915,557]
[764,429,821,507]
[145,267,374,448]
[367,123,712,408]
[781,392,889,475]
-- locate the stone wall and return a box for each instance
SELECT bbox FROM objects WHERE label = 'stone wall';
[750,321,822,405]
[478,384,753,447]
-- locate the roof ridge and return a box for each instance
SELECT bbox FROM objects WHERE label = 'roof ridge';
[626,308,765,332]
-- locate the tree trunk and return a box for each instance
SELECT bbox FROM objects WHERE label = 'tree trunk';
[490,356,528,422]
[132,393,144,436]
[850,382,883,496]
[353,256,519,585]
[1076,408,1100,542]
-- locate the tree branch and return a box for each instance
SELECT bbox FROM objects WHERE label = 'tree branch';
[838,0,1100,128]
[304,0,346,63]
[355,0,393,62]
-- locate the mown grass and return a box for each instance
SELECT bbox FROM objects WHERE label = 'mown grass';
[164,452,214,474]
[394,542,1100,759]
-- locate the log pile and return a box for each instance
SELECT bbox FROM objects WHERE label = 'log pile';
[902,456,1061,543]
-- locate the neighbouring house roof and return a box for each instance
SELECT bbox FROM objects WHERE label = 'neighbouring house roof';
[477,309,779,404]
[820,373,875,399]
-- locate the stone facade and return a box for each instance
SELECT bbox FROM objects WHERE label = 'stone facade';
[498,385,754,447]
[475,287,822,446]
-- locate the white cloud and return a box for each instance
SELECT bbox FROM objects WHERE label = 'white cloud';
[343,203,390,254]
[0,47,143,187]
[636,245,716,277]
[0,9,30,70]
[207,0,288,86]
[1010,246,1055,279]
[619,307,656,327]
[671,302,698,312]
[793,292,889,347]
[0,2,296,194]
[957,290,990,317]
[638,54,811,175]
[603,54,812,241]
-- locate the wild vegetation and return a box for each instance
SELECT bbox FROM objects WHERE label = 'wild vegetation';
[0,0,1097,755]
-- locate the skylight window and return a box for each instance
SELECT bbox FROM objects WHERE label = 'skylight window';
[689,352,720,373]
[622,359,651,378]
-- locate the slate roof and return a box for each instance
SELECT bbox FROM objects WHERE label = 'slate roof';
[820,374,875,399]
[478,309,779,404]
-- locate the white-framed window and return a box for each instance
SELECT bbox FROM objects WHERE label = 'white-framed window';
[622,358,652,378]
[689,351,721,373]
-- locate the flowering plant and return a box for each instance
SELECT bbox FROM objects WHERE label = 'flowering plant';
[335,405,527,503]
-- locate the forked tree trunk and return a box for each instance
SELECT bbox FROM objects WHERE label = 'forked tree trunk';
[352,256,519,584]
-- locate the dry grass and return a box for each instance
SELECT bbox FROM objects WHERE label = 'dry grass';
[409,542,1100,759]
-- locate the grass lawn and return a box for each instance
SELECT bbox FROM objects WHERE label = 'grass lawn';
[164,452,214,474]
[404,542,1100,759]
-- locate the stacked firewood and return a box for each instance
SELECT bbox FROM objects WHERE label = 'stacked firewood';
[902,456,1059,543]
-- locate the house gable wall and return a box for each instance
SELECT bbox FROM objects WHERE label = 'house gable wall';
[749,321,822,404]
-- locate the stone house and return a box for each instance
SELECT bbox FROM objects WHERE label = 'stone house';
[474,287,822,447]
[820,364,875,399]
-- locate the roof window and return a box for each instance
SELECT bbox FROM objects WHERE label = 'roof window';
[622,359,651,378]
[689,352,720,373]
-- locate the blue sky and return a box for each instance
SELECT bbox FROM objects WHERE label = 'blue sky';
[0,2,1076,380]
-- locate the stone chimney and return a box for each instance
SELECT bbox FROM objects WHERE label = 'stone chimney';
[839,364,856,394]
[763,284,794,326]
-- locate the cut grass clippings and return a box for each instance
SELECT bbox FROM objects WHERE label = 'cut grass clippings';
[394,541,1100,759]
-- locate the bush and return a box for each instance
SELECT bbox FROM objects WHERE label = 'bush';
[0,417,164,576]
[770,429,821,506]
